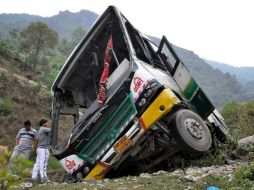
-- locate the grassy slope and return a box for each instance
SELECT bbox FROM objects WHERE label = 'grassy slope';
[31,170,254,190]
[0,55,52,147]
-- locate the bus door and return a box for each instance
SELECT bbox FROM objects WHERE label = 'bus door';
[157,36,214,119]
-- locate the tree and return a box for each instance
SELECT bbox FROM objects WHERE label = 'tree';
[20,22,58,77]
[58,38,72,55]
[7,28,21,58]
[71,26,86,47]
[58,27,86,56]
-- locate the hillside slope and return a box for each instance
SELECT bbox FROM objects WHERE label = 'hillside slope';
[0,55,52,147]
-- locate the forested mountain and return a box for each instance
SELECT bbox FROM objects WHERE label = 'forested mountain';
[0,10,254,107]
[0,10,98,38]
[205,59,254,83]
[204,59,254,93]
[0,13,41,36]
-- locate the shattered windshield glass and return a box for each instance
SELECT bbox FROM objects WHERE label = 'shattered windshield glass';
[52,11,130,152]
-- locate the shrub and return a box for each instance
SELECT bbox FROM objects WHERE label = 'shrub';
[0,38,10,57]
[222,100,254,140]
[187,141,230,167]
[0,152,33,189]
[0,72,7,82]
[235,162,254,181]
[0,97,13,116]
[31,83,42,93]
[47,155,62,170]
[45,91,53,104]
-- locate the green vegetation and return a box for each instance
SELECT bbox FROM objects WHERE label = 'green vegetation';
[187,142,230,167]
[0,37,9,56]
[236,162,254,181]
[0,72,7,82]
[20,22,59,78]
[0,21,87,88]
[47,156,62,170]
[0,152,33,190]
[0,97,13,116]
[222,100,254,140]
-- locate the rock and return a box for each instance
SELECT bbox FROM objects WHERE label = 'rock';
[182,173,209,183]
[113,179,120,182]
[182,174,193,182]
[117,187,127,190]
[185,167,203,175]
[231,148,249,160]
[179,163,247,184]
[225,158,238,165]
[139,173,152,178]
[133,185,144,189]
[153,170,168,175]
[97,183,105,187]
[192,174,209,183]
[228,174,234,182]
[0,145,8,154]
[201,167,209,173]
[170,169,184,177]
[14,74,27,82]
[0,67,8,73]
[1,178,8,189]
[11,182,33,189]
[28,80,38,86]
[102,178,109,183]
[238,135,254,151]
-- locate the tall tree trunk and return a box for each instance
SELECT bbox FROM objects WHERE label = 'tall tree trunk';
[32,35,42,79]
[32,52,39,79]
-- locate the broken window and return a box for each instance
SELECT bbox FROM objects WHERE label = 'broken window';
[52,11,130,152]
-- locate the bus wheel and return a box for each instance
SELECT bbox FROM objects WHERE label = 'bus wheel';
[170,109,212,154]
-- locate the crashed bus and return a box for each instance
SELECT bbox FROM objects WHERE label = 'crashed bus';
[50,6,229,181]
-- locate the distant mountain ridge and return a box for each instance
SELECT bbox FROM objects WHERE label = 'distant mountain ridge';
[172,46,253,106]
[0,10,254,106]
[0,10,98,39]
[205,59,254,83]
[0,13,42,36]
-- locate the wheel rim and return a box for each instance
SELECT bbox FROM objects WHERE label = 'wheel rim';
[184,118,204,139]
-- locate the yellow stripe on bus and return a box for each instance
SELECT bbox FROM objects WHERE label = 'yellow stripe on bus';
[85,162,110,180]
[140,89,180,130]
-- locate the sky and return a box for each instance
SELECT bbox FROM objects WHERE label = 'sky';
[0,0,253,67]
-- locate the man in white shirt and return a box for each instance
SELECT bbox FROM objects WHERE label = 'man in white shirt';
[31,119,51,183]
